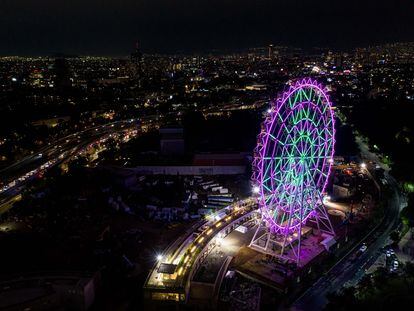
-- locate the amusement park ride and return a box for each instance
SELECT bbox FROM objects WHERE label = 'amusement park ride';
[250,78,336,266]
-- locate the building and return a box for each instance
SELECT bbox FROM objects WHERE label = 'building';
[130,42,144,81]
[130,153,248,175]
[53,57,71,91]
[192,153,247,166]
[0,272,101,310]
[268,44,274,60]
[160,128,185,155]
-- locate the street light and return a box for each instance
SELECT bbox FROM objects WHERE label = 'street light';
[360,162,367,169]
[323,195,331,204]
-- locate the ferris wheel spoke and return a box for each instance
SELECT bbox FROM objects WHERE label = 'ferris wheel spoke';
[263,155,330,160]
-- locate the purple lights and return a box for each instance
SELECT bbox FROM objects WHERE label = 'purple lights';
[251,78,335,260]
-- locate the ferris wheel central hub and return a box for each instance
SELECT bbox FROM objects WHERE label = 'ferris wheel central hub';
[250,78,335,266]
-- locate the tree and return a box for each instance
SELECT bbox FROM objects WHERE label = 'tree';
[389,231,400,244]
[401,193,414,227]
[325,287,357,310]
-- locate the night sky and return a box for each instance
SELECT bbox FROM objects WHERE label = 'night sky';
[1,0,413,55]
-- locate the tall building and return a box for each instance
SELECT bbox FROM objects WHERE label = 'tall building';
[131,42,143,65]
[53,57,71,92]
[268,44,274,60]
[334,54,344,69]
[130,42,144,80]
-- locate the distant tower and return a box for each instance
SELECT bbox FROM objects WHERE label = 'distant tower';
[53,57,71,92]
[268,44,274,60]
[130,42,144,79]
[334,54,344,69]
[131,42,143,64]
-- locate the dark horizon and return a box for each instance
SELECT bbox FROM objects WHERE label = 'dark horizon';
[1,0,413,56]
[2,40,414,58]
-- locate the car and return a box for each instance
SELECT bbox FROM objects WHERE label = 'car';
[359,243,368,252]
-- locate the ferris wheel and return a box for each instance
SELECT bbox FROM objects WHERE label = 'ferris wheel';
[250,78,335,265]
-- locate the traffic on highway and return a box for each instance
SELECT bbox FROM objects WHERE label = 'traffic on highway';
[0,119,139,214]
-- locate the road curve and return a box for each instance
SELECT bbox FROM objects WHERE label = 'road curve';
[291,136,402,311]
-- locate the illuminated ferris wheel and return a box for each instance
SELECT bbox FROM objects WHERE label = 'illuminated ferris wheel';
[250,78,335,265]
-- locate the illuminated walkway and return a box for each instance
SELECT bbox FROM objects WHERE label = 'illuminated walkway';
[143,198,257,303]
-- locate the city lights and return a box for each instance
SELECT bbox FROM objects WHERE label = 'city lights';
[1,11,411,308]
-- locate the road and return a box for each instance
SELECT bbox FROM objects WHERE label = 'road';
[291,136,402,311]
[0,119,138,215]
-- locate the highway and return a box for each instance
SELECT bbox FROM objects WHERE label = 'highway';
[0,119,138,215]
[291,136,403,311]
